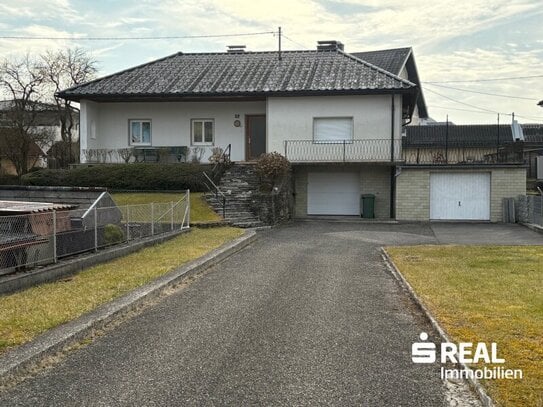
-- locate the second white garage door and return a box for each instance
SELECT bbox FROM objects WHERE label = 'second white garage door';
[307,172,360,215]
[430,172,491,220]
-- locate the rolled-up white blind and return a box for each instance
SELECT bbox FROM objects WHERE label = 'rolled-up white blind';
[314,118,353,142]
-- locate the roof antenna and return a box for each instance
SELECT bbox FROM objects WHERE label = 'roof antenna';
[278,26,282,61]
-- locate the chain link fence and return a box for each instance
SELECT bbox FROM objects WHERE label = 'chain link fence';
[0,191,190,277]
[516,194,543,227]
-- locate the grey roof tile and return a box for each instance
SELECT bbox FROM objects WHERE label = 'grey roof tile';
[58,50,416,100]
[350,48,412,75]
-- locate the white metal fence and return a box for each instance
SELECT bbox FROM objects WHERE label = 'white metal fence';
[0,191,190,277]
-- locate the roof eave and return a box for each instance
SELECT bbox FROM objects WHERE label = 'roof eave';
[58,87,417,102]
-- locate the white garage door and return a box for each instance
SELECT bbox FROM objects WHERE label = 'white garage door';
[430,173,490,220]
[307,172,360,215]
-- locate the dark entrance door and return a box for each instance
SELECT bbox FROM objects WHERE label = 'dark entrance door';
[245,115,266,160]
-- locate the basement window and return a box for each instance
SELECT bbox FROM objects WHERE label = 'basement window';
[129,119,151,145]
[192,119,214,145]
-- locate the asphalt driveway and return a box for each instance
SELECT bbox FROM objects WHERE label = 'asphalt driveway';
[1,222,540,406]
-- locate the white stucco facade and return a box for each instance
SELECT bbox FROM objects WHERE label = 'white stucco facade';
[80,100,266,162]
[266,95,402,155]
[79,94,404,163]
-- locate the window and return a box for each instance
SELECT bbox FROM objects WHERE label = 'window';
[313,117,353,143]
[191,119,214,145]
[129,120,151,145]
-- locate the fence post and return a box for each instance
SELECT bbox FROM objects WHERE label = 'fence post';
[52,210,57,263]
[187,190,191,228]
[126,205,130,242]
[94,206,98,252]
[151,202,154,236]
[171,201,174,231]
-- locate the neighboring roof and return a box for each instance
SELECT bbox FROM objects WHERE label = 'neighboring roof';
[352,47,428,119]
[57,50,417,101]
[0,99,78,127]
[0,200,75,215]
[404,124,514,147]
[0,186,109,211]
[521,124,543,143]
[350,48,412,76]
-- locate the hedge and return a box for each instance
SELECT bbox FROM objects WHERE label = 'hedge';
[20,163,212,191]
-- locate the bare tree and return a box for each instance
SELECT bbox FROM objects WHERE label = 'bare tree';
[0,56,55,178]
[41,48,97,166]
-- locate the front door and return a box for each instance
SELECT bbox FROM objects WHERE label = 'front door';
[245,115,266,160]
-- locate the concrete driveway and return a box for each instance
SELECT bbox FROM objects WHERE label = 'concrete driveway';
[1,222,540,406]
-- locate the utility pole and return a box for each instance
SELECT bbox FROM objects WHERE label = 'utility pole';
[445,114,449,164]
[278,26,282,61]
[497,113,500,159]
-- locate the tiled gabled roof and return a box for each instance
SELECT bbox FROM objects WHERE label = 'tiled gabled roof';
[350,48,412,76]
[58,50,416,101]
[521,124,543,143]
[404,124,514,148]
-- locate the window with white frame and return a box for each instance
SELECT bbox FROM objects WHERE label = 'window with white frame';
[191,119,214,145]
[129,120,151,145]
[313,117,353,143]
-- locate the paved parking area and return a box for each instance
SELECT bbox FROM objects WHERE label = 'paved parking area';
[0,222,539,406]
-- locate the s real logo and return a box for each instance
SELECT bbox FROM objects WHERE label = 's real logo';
[410,332,523,380]
[411,332,436,363]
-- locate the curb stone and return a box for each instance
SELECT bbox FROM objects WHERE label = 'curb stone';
[380,248,494,407]
[0,230,257,386]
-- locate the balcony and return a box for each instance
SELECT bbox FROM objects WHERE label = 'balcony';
[284,139,402,163]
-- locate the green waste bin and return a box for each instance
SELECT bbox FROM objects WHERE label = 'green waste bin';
[360,194,375,218]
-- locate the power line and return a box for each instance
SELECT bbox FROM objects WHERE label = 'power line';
[423,87,499,114]
[0,31,276,41]
[428,105,502,115]
[424,88,543,120]
[424,74,543,84]
[424,82,538,101]
[281,33,309,50]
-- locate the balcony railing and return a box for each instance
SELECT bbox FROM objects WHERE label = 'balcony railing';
[284,139,403,163]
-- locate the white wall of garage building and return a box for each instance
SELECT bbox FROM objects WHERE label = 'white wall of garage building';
[395,166,527,222]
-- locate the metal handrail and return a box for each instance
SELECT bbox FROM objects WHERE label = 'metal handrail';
[203,171,227,218]
[211,143,231,178]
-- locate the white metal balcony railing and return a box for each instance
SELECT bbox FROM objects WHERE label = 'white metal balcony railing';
[284,139,403,163]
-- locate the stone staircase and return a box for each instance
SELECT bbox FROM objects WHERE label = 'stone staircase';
[205,164,265,228]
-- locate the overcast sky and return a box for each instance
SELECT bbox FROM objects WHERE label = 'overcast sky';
[1,0,542,124]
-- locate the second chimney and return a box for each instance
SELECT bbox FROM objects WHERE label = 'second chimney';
[227,45,246,54]
[317,40,344,51]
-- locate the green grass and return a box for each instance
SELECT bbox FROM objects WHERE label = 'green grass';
[0,227,243,353]
[112,192,221,223]
[387,245,543,407]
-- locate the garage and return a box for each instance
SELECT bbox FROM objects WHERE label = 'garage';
[307,172,360,215]
[430,172,491,220]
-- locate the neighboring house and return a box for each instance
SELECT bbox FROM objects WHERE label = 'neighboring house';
[58,41,527,222]
[520,124,543,179]
[0,100,80,174]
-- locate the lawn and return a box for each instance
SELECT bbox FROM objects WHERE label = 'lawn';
[387,245,543,407]
[0,227,243,354]
[112,192,221,223]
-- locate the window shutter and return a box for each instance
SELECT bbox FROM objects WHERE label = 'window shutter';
[314,118,353,142]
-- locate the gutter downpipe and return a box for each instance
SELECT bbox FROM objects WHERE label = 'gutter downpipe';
[390,94,396,219]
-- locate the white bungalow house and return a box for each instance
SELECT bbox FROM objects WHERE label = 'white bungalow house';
[58,41,526,222]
